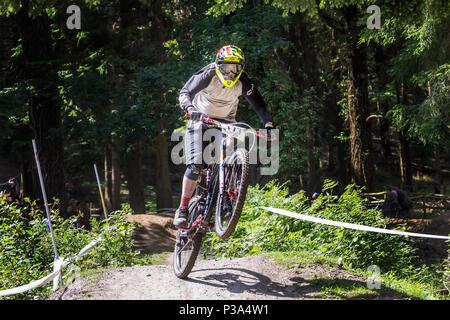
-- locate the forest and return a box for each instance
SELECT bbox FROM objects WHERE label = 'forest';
[0,0,449,216]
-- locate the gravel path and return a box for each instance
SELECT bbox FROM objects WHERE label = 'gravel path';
[49,255,312,300]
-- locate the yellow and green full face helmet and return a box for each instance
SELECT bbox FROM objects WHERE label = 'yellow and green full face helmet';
[215,45,245,88]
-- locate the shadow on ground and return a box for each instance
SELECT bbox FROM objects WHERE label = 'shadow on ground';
[187,265,411,300]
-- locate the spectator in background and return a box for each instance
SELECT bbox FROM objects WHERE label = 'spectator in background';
[311,192,319,204]
[67,198,91,230]
[0,177,19,202]
[77,199,91,230]
[384,187,412,218]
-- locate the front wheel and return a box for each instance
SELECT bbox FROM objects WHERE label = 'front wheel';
[215,148,249,239]
[173,196,203,279]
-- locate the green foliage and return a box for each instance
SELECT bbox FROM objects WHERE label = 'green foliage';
[443,249,450,294]
[79,214,140,268]
[369,1,450,147]
[0,199,54,300]
[203,180,420,274]
[409,64,450,145]
[2,0,447,202]
[0,84,29,137]
[0,198,143,300]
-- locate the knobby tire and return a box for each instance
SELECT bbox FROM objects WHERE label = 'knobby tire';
[173,196,204,279]
[214,148,249,239]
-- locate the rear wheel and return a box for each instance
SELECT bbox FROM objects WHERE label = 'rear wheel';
[214,149,249,239]
[173,196,204,279]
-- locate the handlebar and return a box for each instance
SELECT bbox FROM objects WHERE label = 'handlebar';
[185,112,220,126]
[185,112,276,141]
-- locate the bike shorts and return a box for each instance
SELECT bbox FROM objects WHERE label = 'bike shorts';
[185,119,223,167]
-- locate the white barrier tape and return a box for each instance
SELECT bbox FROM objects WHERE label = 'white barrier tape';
[260,207,450,240]
[53,258,64,292]
[0,236,102,297]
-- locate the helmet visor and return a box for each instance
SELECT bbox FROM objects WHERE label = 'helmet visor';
[219,63,243,75]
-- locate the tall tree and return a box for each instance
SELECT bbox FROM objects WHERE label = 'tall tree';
[369,0,450,191]
[342,4,374,191]
[282,11,322,194]
[210,0,376,191]
[12,0,66,212]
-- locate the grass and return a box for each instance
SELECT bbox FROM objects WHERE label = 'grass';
[309,278,386,300]
[132,251,169,265]
[264,251,393,300]
[264,250,445,300]
[379,274,446,300]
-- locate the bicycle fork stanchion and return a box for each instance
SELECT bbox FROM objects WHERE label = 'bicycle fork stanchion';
[217,133,227,217]
[32,139,63,290]
[94,164,109,224]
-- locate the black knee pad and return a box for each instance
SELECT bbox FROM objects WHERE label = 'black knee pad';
[184,164,203,180]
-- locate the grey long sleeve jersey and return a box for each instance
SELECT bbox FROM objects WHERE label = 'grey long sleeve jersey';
[179,63,273,126]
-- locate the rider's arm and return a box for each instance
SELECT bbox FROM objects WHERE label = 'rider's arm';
[240,73,273,127]
[179,64,216,111]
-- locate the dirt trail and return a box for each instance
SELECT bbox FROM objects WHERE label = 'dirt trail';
[50,256,311,300]
[48,213,415,300]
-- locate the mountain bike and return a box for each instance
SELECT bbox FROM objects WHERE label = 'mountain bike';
[173,113,267,279]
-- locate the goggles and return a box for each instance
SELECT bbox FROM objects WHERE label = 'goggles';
[219,63,243,75]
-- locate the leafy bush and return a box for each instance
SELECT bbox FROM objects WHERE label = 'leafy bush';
[0,198,141,300]
[82,213,141,268]
[203,180,419,274]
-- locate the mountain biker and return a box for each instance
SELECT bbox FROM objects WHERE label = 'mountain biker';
[173,45,274,228]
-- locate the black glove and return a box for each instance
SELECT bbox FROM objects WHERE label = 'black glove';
[186,106,204,120]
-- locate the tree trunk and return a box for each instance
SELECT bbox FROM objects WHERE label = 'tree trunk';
[101,138,121,212]
[127,141,146,214]
[346,47,374,191]
[398,132,412,190]
[104,144,113,210]
[328,29,349,191]
[307,121,321,194]
[111,137,121,211]
[345,5,374,192]
[155,117,173,209]
[379,110,392,159]
[398,81,412,191]
[299,12,321,195]
[374,46,392,160]
[15,0,66,214]
[424,80,443,193]
[285,11,322,193]
[433,143,443,194]
[20,159,35,199]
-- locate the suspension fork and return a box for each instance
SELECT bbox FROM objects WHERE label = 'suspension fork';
[219,132,227,195]
[200,132,227,228]
[216,132,228,218]
[201,165,219,228]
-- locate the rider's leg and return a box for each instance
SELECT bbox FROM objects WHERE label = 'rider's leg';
[174,165,202,227]
[180,175,197,208]
[180,164,202,205]
[174,119,204,227]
